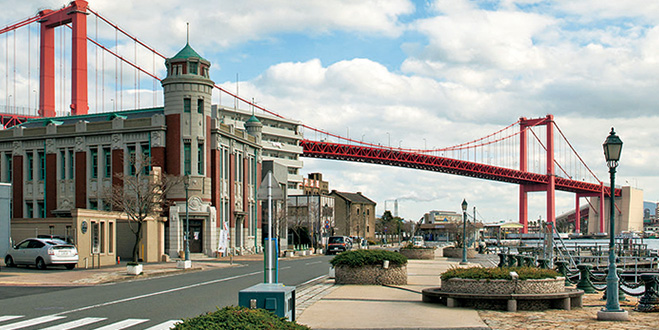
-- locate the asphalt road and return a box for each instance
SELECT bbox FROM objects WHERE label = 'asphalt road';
[0,256,332,329]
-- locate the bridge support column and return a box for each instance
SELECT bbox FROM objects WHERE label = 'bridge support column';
[546,116,556,227]
[519,117,528,233]
[600,183,605,234]
[575,195,581,234]
[519,186,528,234]
[38,0,89,117]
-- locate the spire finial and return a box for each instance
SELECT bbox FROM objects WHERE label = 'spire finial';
[186,22,190,45]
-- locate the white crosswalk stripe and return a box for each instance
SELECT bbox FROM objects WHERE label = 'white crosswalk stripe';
[41,317,107,330]
[0,315,181,330]
[0,317,23,323]
[91,318,149,330]
[0,315,65,330]
[143,320,181,330]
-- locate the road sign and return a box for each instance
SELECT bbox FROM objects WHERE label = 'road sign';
[257,171,284,200]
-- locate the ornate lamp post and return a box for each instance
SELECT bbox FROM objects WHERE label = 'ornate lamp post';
[460,199,468,265]
[184,175,190,262]
[597,127,628,321]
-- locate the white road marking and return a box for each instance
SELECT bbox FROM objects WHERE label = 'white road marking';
[0,317,22,323]
[41,317,107,330]
[56,270,263,316]
[304,261,322,265]
[143,320,181,330]
[92,318,148,330]
[0,315,65,330]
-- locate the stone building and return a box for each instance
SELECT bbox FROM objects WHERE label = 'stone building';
[1,42,262,265]
[330,190,376,241]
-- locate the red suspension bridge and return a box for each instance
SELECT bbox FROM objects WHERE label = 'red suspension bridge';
[1,0,618,234]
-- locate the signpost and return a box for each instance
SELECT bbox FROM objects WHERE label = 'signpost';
[257,171,284,284]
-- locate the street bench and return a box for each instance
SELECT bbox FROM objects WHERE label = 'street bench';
[421,288,583,312]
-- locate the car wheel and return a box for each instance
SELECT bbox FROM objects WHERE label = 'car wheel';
[5,255,15,267]
[36,258,47,270]
[65,264,75,270]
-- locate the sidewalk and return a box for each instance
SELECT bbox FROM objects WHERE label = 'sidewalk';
[297,250,491,330]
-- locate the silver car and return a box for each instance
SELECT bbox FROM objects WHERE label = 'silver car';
[4,238,78,270]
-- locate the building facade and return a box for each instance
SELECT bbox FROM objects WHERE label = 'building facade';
[330,190,376,240]
[213,105,303,195]
[2,42,262,264]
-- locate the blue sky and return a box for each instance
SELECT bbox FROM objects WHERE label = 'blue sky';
[1,0,658,224]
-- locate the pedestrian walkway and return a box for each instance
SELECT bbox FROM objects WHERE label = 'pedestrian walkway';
[297,249,491,330]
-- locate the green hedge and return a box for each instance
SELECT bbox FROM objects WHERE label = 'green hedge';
[441,266,560,281]
[172,306,310,330]
[330,249,407,268]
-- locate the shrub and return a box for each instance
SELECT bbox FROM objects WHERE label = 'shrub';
[172,306,310,330]
[330,249,407,268]
[367,240,376,246]
[441,266,560,281]
[400,243,434,250]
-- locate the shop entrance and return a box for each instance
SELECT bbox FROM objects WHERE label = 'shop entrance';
[189,219,204,253]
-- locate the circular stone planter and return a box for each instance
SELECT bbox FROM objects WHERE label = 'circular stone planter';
[441,277,566,294]
[399,248,435,260]
[335,265,407,285]
[442,247,476,259]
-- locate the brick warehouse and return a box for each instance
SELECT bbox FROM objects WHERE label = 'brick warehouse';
[1,42,263,265]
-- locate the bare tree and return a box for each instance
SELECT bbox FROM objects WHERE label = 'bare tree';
[107,155,179,262]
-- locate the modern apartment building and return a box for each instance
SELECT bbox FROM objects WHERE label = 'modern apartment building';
[213,105,303,196]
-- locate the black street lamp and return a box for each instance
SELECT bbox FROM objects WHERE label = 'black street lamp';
[460,199,468,265]
[597,127,628,321]
[184,175,190,262]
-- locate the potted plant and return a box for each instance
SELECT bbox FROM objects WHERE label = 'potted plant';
[440,266,563,294]
[330,249,408,285]
[126,261,143,275]
[442,233,477,258]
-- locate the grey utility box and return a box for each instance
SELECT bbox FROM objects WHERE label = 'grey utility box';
[239,283,296,321]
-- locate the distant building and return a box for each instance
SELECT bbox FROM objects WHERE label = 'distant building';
[330,190,376,240]
[423,210,461,224]
[301,172,329,195]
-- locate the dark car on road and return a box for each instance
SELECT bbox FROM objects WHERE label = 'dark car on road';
[326,236,352,255]
[4,238,78,270]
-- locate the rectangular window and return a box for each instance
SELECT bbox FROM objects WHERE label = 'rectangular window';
[38,151,45,180]
[183,98,191,113]
[49,225,55,235]
[184,143,191,175]
[60,150,66,180]
[197,142,204,175]
[37,201,45,218]
[104,148,111,178]
[197,98,204,113]
[128,145,136,176]
[91,222,99,254]
[141,143,150,175]
[27,152,33,181]
[91,148,98,179]
[6,154,12,183]
[69,150,74,179]
[108,222,114,253]
[26,202,33,218]
[89,199,98,210]
[100,222,106,254]
[65,226,72,244]
[189,62,198,74]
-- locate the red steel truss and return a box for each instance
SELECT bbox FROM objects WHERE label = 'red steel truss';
[301,138,620,233]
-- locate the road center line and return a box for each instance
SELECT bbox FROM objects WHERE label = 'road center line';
[54,270,263,316]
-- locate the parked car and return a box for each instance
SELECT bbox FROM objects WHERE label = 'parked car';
[326,236,352,255]
[4,238,78,270]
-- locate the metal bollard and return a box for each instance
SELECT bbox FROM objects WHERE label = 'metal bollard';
[538,258,549,269]
[576,263,597,294]
[515,255,525,267]
[636,273,659,312]
[498,253,507,268]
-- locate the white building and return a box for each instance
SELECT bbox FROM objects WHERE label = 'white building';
[213,105,303,195]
